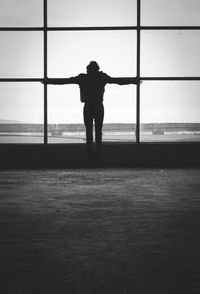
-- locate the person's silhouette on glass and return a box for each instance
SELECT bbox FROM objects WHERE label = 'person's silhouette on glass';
[44,61,139,163]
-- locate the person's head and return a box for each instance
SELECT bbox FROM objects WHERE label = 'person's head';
[86,61,100,75]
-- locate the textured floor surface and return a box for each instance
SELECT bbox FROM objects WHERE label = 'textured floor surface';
[0,168,200,294]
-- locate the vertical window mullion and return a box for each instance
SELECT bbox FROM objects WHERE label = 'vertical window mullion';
[44,0,48,144]
[136,0,141,143]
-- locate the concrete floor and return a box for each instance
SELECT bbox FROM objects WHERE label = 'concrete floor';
[0,168,200,294]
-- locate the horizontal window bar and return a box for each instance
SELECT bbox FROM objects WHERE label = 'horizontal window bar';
[1,26,200,31]
[0,27,44,31]
[0,26,137,31]
[47,26,137,31]
[141,77,200,81]
[0,78,43,82]
[1,78,200,82]
[141,26,200,30]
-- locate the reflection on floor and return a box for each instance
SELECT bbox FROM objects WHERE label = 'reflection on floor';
[0,169,200,294]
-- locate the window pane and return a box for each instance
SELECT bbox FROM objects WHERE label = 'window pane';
[141,30,200,77]
[48,0,136,27]
[48,85,84,143]
[48,31,136,77]
[0,32,43,78]
[104,85,136,142]
[141,82,200,142]
[48,85,136,143]
[142,0,200,26]
[0,83,44,143]
[0,0,43,27]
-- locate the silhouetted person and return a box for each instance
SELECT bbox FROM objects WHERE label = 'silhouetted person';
[44,61,138,163]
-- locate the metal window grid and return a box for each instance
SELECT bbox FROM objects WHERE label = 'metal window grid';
[0,0,200,144]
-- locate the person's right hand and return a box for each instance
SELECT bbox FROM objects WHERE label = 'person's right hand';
[135,77,143,85]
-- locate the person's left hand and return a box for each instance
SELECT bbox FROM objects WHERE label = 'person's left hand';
[41,78,49,84]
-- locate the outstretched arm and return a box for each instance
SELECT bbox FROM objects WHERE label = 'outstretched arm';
[42,77,78,85]
[108,77,139,85]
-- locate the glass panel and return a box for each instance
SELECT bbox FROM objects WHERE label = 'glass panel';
[142,0,200,26]
[0,32,43,78]
[48,85,84,143]
[48,0,136,27]
[141,30,200,77]
[0,0,43,27]
[48,31,136,77]
[103,85,136,142]
[0,83,44,143]
[48,85,136,143]
[141,81,200,142]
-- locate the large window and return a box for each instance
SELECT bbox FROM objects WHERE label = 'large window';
[0,0,200,144]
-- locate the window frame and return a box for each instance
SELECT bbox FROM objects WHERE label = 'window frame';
[0,0,200,144]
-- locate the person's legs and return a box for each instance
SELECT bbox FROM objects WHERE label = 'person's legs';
[94,103,104,157]
[83,104,94,157]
